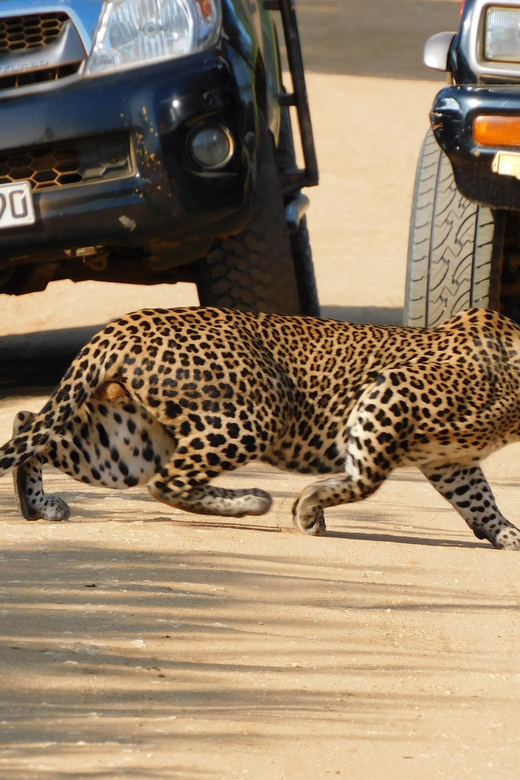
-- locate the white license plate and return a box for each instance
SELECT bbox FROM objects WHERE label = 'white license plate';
[0,181,35,229]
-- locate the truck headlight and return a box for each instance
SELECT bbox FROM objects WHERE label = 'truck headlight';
[86,0,220,75]
[485,6,520,63]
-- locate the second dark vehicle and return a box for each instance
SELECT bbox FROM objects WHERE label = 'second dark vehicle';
[406,0,520,327]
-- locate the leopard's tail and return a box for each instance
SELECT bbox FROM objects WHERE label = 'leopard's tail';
[0,346,105,478]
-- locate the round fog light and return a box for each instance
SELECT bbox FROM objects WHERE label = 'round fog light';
[189,125,234,170]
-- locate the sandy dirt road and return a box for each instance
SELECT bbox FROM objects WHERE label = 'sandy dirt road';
[2,1,520,779]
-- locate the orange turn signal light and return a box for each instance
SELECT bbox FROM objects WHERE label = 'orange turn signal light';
[474,116,520,148]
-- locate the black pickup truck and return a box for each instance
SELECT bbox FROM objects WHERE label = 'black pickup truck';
[0,0,319,315]
[406,0,520,326]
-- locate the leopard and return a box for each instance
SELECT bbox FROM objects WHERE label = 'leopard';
[1,305,520,550]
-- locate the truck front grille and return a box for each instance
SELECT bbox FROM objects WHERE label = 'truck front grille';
[0,12,69,53]
[0,135,132,192]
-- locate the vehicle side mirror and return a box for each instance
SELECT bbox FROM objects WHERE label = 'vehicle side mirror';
[423,32,456,72]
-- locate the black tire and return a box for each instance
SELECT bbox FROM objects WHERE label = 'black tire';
[405,128,505,327]
[195,114,319,315]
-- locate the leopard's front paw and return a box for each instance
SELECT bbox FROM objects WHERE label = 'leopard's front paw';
[292,498,326,536]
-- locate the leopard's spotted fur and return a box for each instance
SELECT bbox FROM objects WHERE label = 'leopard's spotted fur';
[2,306,520,549]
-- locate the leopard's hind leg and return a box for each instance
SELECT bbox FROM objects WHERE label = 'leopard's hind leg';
[422,463,520,550]
[12,411,70,521]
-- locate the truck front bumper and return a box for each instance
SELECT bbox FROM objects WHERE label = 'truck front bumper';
[431,84,520,210]
[0,45,257,270]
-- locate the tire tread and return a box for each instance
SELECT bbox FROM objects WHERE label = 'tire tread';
[405,129,500,327]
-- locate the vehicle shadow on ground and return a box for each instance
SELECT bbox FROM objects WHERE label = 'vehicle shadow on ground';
[290,0,460,80]
[321,305,403,325]
[0,324,99,390]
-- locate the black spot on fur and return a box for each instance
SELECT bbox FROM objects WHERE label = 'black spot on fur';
[97,423,109,449]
